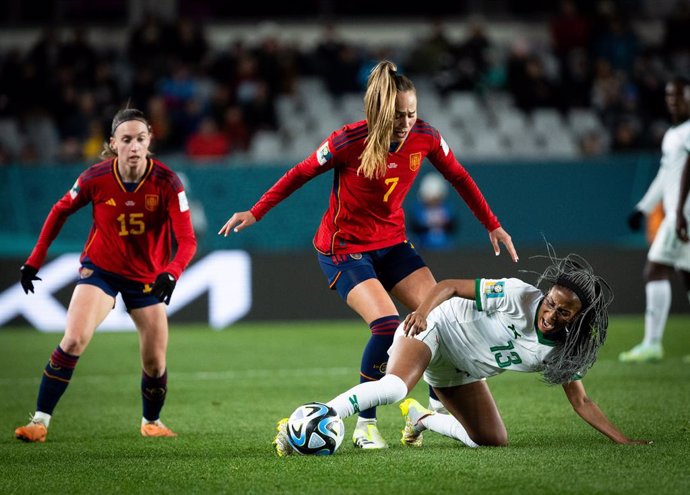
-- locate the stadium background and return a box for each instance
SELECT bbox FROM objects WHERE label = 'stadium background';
[2,0,690,325]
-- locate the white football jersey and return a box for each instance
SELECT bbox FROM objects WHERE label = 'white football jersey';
[637,119,690,218]
[422,278,557,383]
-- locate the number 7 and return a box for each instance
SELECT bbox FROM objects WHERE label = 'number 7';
[383,177,399,202]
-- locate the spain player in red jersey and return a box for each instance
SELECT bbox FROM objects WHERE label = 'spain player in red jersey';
[15,109,197,442]
[220,60,518,449]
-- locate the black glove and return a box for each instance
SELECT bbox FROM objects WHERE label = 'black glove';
[151,272,176,305]
[20,264,41,294]
[627,209,644,231]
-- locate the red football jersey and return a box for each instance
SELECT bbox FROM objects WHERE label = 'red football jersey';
[250,119,500,255]
[26,158,197,283]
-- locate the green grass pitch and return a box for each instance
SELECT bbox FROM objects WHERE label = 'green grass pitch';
[1,316,689,494]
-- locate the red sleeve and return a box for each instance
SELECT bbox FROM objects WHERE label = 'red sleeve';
[162,187,197,280]
[250,144,334,221]
[427,137,501,232]
[25,177,90,269]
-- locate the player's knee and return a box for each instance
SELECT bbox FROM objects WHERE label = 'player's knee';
[59,336,88,355]
[379,374,408,405]
[475,430,509,447]
[142,359,166,378]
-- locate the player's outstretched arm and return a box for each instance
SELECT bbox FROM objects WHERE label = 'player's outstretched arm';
[489,227,518,262]
[404,279,475,336]
[218,211,256,237]
[562,380,651,445]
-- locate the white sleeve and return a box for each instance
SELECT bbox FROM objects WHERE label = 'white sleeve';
[476,278,537,317]
[636,167,664,214]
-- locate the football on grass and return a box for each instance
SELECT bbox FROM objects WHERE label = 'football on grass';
[286,402,345,455]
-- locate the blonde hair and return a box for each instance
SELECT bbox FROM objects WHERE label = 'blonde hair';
[358,60,415,179]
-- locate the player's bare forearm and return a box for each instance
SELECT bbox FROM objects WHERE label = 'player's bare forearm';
[404,279,474,336]
[563,381,650,445]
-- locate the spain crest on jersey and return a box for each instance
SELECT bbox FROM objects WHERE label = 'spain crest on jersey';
[409,152,422,171]
[145,194,159,211]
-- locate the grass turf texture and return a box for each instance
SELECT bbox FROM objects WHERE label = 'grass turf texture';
[1,316,689,494]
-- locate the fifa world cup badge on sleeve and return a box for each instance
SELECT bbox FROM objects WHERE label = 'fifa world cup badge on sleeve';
[69,180,80,199]
[317,142,332,166]
[484,280,505,298]
[178,191,189,212]
[440,136,450,156]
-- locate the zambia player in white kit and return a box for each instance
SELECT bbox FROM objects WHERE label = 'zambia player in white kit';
[274,247,649,455]
[621,77,690,363]
[416,277,565,387]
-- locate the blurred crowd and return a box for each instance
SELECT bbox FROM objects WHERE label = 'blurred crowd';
[1,0,689,166]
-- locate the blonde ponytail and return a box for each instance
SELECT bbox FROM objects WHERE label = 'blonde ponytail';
[358,60,415,179]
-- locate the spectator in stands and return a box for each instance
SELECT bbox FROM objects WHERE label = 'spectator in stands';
[1,9,689,163]
[611,115,644,151]
[405,18,456,76]
[185,116,230,160]
[409,171,458,251]
[60,27,97,84]
[239,79,278,136]
[456,17,493,89]
[127,12,173,73]
[579,129,608,156]
[507,47,560,114]
[550,0,593,111]
[591,10,639,75]
[170,17,209,67]
[222,105,251,154]
[14,108,197,443]
[219,59,517,450]
[146,95,175,153]
[312,23,362,96]
[620,77,690,363]
[550,0,591,60]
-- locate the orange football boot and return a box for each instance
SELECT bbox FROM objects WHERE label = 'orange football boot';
[15,422,48,443]
[141,420,177,437]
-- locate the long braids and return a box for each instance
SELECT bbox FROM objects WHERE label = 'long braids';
[358,60,415,179]
[527,243,614,385]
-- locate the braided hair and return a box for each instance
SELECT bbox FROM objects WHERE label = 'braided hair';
[527,243,614,385]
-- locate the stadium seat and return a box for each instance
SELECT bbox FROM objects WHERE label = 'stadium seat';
[248,130,284,163]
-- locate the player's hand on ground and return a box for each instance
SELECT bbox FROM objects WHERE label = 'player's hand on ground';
[19,264,41,294]
[627,209,644,231]
[621,438,654,445]
[489,227,519,262]
[218,211,256,237]
[151,272,176,305]
[676,215,689,242]
[403,311,427,337]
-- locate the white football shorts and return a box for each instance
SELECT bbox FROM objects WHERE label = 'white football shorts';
[391,322,484,388]
[648,215,690,271]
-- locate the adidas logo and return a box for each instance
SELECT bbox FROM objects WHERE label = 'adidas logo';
[106,198,116,206]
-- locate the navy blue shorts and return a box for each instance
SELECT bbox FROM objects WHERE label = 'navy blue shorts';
[76,262,161,311]
[318,241,427,300]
